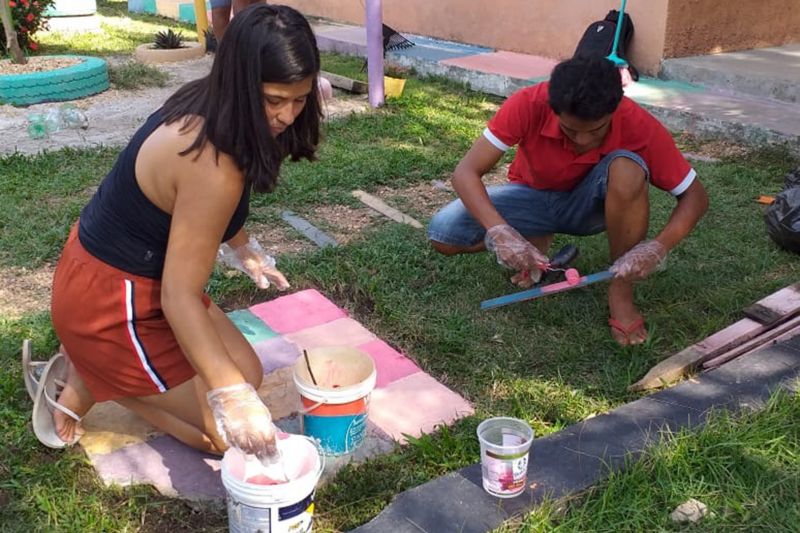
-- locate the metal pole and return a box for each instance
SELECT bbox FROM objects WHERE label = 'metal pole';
[366,0,384,107]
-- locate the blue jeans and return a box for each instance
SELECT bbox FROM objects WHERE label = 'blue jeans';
[428,150,649,246]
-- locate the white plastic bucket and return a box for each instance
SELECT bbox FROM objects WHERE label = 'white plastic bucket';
[477,417,534,498]
[220,433,325,532]
[293,346,376,455]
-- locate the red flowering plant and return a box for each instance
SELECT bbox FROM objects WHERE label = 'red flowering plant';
[1,0,54,53]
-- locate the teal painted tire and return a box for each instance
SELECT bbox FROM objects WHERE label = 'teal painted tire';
[0,55,109,106]
[46,0,97,17]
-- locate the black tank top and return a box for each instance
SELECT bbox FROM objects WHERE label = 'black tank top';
[79,109,249,279]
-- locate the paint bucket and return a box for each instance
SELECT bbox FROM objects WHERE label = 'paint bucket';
[383,76,406,98]
[220,433,325,533]
[293,346,376,455]
[476,417,534,498]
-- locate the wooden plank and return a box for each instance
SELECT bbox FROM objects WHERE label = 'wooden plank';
[743,283,800,325]
[629,283,800,392]
[703,315,800,369]
[320,70,368,94]
[351,190,423,229]
[628,318,762,392]
[280,211,338,248]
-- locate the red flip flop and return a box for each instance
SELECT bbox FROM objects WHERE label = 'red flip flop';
[608,317,647,346]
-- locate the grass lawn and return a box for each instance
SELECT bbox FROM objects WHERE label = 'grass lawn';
[37,0,198,57]
[2,4,800,532]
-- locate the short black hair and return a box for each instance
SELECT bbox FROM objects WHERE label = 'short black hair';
[161,4,322,193]
[548,56,623,120]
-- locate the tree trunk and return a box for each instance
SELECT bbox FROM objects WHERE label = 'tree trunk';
[0,0,26,65]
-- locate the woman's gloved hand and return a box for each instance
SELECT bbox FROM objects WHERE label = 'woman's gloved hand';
[218,237,290,290]
[610,239,668,281]
[207,383,278,462]
[484,224,549,273]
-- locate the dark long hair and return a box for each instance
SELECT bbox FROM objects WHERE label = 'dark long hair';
[161,4,322,193]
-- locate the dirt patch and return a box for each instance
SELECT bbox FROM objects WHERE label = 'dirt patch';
[674,133,751,160]
[0,264,55,319]
[0,56,81,75]
[0,55,370,156]
[246,223,315,257]
[310,203,382,244]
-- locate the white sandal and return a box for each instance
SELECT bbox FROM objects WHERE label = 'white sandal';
[22,340,66,402]
[32,353,83,449]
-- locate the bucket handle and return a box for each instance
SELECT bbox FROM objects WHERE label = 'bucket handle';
[297,393,371,415]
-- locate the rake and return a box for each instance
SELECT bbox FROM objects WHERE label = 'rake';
[362,23,415,71]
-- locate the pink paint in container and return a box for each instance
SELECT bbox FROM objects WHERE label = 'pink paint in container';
[477,417,534,498]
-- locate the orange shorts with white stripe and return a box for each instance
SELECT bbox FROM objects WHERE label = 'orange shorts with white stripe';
[51,224,208,402]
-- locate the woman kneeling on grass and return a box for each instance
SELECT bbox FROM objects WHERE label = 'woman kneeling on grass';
[26,4,322,461]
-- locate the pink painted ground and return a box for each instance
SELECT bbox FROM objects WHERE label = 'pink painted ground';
[441,51,558,79]
[83,289,473,499]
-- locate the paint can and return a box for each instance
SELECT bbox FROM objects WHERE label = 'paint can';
[293,346,376,455]
[220,433,325,533]
[477,417,534,498]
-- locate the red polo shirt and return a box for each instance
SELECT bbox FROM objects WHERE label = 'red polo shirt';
[484,82,696,196]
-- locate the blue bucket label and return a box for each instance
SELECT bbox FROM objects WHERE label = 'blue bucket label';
[303,413,368,455]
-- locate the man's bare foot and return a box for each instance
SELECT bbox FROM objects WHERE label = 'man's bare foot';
[54,352,95,444]
[607,278,647,346]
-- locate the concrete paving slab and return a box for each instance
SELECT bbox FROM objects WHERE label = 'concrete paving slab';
[253,335,301,374]
[249,288,347,334]
[661,44,800,103]
[91,434,225,500]
[356,338,422,388]
[283,317,377,351]
[369,372,474,443]
[226,309,278,344]
[81,291,474,503]
[352,337,800,532]
[350,472,508,533]
[315,26,367,56]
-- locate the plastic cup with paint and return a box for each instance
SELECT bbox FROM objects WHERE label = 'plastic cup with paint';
[477,417,534,498]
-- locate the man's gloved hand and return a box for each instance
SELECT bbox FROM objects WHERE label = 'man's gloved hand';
[207,383,278,462]
[484,224,549,273]
[218,237,290,290]
[610,239,668,281]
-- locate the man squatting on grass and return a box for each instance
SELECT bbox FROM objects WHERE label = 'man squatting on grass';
[428,56,709,346]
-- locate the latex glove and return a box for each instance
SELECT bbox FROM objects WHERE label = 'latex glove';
[484,224,549,273]
[218,237,290,290]
[207,383,278,463]
[611,239,668,281]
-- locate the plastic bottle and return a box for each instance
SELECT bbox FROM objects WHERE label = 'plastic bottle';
[27,113,48,139]
[27,104,89,139]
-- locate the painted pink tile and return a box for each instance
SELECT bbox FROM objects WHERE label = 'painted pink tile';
[357,338,421,388]
[368,373,473,443]
[441,51,558,80]
[284,317,376,351]
[249,289,347,334]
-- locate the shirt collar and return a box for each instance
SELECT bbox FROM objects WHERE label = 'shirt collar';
[539,105,624,155]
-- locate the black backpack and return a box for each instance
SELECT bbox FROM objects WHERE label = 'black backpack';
[574,10,639,81]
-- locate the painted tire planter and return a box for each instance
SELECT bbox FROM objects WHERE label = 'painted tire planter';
[0,56,109,106]
[134,42,205,64]
[46,0,98,17]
